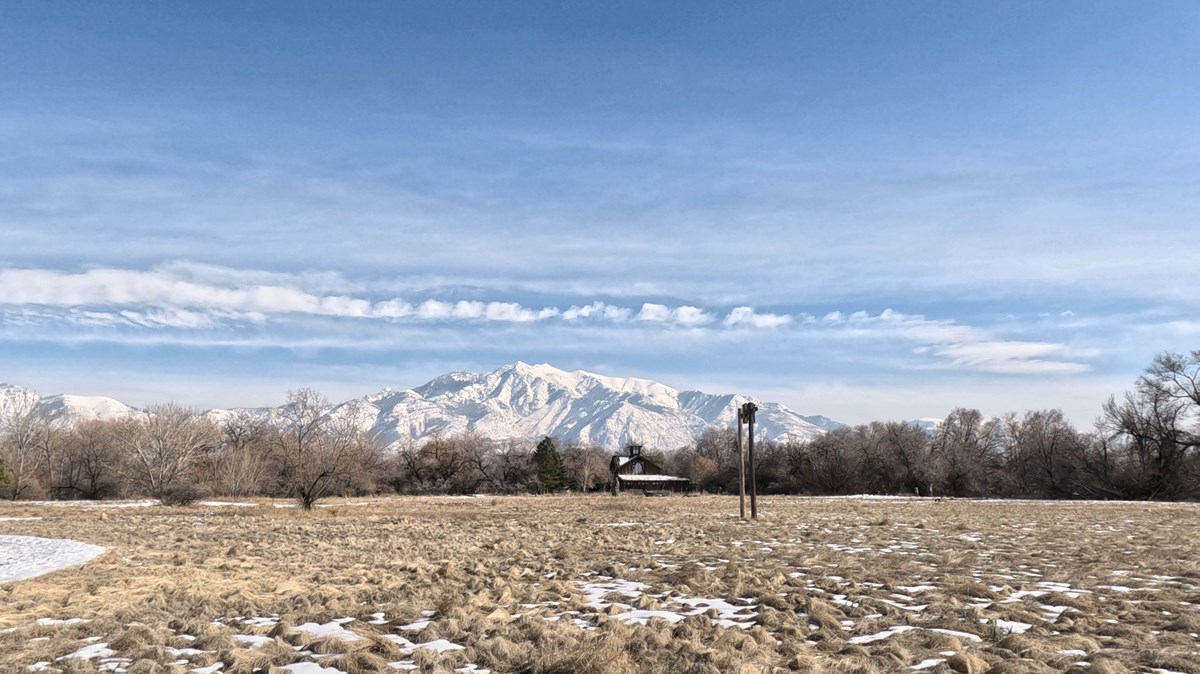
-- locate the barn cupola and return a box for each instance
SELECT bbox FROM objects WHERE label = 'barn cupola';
[626,444,643,458]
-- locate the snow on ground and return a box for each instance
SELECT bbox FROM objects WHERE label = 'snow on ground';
[0,535,105,582]
[573,576,757,628]
[12,500,158,509]
[282,664,345,674]
[208,614,485,673]
[294,620,361,641]
[848,625,916,644]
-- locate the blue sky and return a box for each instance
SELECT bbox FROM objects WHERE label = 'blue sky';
[1,2,1198,424]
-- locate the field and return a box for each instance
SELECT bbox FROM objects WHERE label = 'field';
[1,495,1198,674]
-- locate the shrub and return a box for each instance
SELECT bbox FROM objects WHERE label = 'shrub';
[159,483,204,507]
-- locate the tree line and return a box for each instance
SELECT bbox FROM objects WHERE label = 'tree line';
[663,350,1199,500]
[2,351,1197,505]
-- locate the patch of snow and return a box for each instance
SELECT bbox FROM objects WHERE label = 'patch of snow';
[37,617,87,625]
[574,577,757,629]
[990,619,1032,634]
[879,598,928,612]
[384,634,415,648]
[849,625,916,644]
[0,535,105,582]
[17,500,157,509]
[0,516,43,521]
[58,642,116,660]
[408,639,465,653]
[929,628,982,642]
[164,646,210,657]
[282,664,346,674]
[294,621,361,641]
[911,659,946,670]
[233,634,273,648]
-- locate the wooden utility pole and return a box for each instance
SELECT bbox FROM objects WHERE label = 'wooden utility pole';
[742,402,759,520]
[737,407,746,520]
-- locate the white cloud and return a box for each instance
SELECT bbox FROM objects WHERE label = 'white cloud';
[812,308,1089,375]
[636,303,713,327]
[562,302,632,322]
[931,341,1089,375]
[0,264,1093,376]
[0,266,565,326]
[723,306,792,328]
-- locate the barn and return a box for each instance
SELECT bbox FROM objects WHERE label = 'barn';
[609,444,691,494]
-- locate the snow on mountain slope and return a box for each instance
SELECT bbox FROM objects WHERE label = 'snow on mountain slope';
[908,418,944,433]
[34,394,138,423]
[0,383,39,420]
[4,363,841,451]
[338,362,829,451]
[0,384,139,425]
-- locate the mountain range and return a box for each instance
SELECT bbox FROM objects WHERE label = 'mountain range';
[1,362,845,450]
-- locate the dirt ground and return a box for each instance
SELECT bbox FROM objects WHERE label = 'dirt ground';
[1,495,1197,674]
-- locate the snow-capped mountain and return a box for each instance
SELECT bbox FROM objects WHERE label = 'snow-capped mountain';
[326,362,830,450]
[3,363,841,451]
[35,394,138,423]
[908,418,945,433]
[0,384,39,421]
[0,383,139,424]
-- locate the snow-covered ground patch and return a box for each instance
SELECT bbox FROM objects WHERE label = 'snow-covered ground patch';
[294,620,361,641]
[13,500,157,509]
[282,664,345,674]
[58,642,116,660]
[0,534,105,582]
[849,625,916,644]
[573,577,757,629]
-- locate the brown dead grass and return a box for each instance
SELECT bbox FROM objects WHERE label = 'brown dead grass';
[0,495,1197,673]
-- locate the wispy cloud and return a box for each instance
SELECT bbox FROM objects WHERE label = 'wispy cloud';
[0,263,1096,377]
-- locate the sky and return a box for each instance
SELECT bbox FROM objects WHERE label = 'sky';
[1,2,1198,426]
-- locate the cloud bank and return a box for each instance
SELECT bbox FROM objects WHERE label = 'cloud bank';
[0,262,1091,376]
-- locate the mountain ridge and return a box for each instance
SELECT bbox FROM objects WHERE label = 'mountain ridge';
[2,364,845,450]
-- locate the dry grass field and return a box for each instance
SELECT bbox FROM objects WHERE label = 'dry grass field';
[1,495,1198,674]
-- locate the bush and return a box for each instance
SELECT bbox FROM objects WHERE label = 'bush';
[159,483,204,507]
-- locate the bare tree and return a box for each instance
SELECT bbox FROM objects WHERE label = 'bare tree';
[560,441,610,492]
[493,438,534,492]
[53,419,123,500]
[274,389,379,509]
[208,413,274,496]
[798,428,859,494]
[0,393,48,499]
[931,409,1003,497]
[119,403,219,499]
[1003,409,1087,498]
[1102,386,1194,499]
[873,421,935,495]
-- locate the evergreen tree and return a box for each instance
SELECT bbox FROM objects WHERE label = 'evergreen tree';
[0,456,7,487]
[532,436,564,492]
